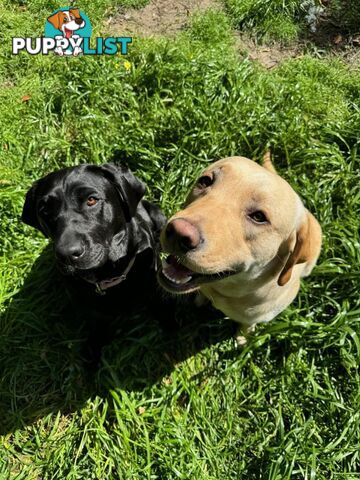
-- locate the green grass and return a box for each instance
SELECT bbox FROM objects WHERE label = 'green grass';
[224,0,307,42]
[1,3,360,479]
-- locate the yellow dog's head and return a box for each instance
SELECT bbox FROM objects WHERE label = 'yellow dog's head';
[158,156,321,294]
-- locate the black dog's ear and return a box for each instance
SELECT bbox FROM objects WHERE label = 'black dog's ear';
[100,163,146,221]
[21,180,45,233]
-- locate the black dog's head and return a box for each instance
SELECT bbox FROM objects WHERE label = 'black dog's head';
[22,164,146,276]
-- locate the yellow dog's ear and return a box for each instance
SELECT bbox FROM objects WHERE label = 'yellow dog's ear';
[47,11,63,30]
[262,150,277,174]
[278,211,321,286]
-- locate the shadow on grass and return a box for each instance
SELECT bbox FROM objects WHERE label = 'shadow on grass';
[301,1,360,48]
[0,245,235,435]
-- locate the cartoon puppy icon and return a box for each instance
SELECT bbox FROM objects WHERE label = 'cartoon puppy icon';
[47,8,86,56]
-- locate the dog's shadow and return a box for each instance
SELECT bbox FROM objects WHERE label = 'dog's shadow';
[0,245,235,435]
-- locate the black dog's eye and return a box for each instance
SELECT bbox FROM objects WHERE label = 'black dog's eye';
[38,201,49,216]
[39,206,49,216]
[197,174,214,189]
[248,211,268,224]
[86,196,98,207]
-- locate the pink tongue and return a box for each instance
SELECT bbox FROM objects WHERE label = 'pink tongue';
[164,255,193,280]
[65,28,72,39]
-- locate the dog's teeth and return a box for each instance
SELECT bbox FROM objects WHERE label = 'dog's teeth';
[162,269,192,285]
[177,276,192,284]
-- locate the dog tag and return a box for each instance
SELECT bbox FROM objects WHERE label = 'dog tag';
[95,283,106,296]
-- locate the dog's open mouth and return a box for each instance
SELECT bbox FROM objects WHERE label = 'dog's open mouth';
[64,27,73,39]
[158,255,237,293]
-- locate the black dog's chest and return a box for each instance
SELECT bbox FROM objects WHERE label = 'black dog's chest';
[66,249,158,316]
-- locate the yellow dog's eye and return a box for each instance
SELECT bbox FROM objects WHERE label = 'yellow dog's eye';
[249,211,268,224]
[86,196,98,207]
[63,16,68,23]
[197,174,213,189]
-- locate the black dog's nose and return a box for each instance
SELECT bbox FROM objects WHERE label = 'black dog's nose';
[165,218,201,253]
[55,239,85,262]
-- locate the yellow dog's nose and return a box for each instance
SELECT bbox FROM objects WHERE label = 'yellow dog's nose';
[165,218,201,253]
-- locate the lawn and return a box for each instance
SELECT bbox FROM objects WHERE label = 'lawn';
[0,0,360,478]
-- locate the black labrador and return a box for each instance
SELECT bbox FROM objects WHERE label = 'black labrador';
[21,163,170,360]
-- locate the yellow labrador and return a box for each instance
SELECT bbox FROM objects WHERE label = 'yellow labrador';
[158,154,322,343]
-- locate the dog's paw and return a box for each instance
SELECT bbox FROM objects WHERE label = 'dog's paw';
[54,47,64,56]
[234,324,256,347]
[235,334,247,347]
[73,46,83,57]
